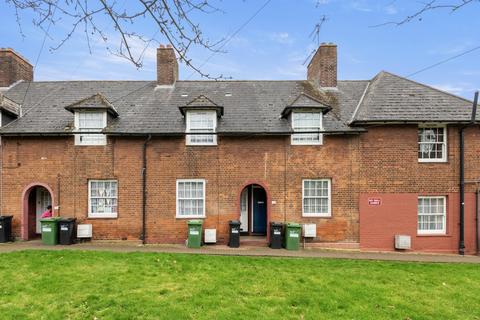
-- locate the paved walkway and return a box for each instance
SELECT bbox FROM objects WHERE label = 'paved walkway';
[1,240,479,263]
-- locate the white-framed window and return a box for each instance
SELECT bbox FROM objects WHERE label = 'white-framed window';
[418,196,446,235]
[291,112,323,145]
[186,111,217,146]
[176,179,206,218]
[302,179,331,217]
[88,180,118,218]
[75,111,107,146]
[418,125,447,162]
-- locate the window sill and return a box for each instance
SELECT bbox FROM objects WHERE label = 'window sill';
[87,214,118,219]
[302,214,332,218]
[176,215,206,219]
[186,144,218,147]
[417,233,449,237]
[291,142,323,146]
[418,159,448,164]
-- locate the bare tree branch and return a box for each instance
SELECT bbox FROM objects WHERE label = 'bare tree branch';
[5,0,227,79]
[371,0,479,27]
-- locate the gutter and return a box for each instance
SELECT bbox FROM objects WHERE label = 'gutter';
[141,134,152,245]
[0,130,368,137]
[459,91,478,255]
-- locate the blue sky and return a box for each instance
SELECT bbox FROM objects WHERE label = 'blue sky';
[1,0,479,98]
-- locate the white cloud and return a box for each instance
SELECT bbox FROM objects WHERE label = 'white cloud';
[268,32,294,45]
[348,1,373,12]
[431,83,476,97]
[384,4,398,15]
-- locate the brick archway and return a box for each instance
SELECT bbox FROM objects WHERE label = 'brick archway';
[21,182,55,240]
[237,180,272,240]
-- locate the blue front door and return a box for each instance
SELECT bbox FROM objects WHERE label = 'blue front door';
[252,187,267,234]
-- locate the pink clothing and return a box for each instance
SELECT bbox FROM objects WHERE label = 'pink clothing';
[41,210,53,218]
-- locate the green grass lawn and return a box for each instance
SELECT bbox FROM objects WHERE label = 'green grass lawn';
[0,251,479,320]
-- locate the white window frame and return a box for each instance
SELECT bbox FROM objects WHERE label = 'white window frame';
[88,179,118,218]
[418,124,447,163]
[417,196,447,235]
[291,111,323,145]
[186,110,217,146]
[302,179,331,217]
[176,179,206,218]
[74,111,107,146]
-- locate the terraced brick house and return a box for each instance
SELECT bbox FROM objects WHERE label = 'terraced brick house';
[0,44,478,254]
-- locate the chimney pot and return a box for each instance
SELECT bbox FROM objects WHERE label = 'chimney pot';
[157,45,178,86]
[307,43,337,88]
[0,48,33,87]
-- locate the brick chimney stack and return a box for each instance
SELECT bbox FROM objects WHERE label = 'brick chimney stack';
[307,43,337,88]
[0,48,33,87]
[157,44,178,86]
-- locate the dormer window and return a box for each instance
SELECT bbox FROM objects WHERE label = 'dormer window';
[281,92,330,146]
[186,110,217,145]
[179,95,223,146]
[75,111,107,146]
[291,111,323,145]
[64,93,118,147]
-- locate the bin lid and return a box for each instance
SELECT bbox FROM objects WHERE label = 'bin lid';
[0,215,13,220]
[270,221,283,227]
[287,222,301,228]
[40,217,62,222]
[229,220,241,225]
[59,218,76,222]
[187,220,203,225]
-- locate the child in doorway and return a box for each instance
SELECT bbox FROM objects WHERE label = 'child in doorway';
[41,205,53,218]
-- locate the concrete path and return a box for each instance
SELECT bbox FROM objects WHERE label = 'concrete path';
[0,240,479,264]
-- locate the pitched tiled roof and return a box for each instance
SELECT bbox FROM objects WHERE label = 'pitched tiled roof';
[0,80,367,135]
[350,71,474,124]
[281,92,332,118]
[64,93,119,117]
[0,71,473,136]
[179,94,224,116]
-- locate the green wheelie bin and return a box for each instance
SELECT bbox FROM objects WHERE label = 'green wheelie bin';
[187,220,203,248]
[40,217,61,245]
[284,222,301,250]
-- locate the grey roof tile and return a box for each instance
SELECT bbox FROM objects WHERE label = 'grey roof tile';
[0,72,472,136]
[0,80,368,135]
[351,71,473,123]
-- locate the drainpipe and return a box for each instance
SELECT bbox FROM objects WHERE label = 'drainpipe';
[476,188,479,255]
[459,91,478,255]
[141,135,152,245]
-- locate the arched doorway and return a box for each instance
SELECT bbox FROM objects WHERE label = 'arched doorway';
[239,184,268,235]
[22,183,53,240]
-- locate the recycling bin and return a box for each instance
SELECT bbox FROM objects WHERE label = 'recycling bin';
[0,215,13,243]
[40,217,61,245]
[228,220,241,248]
[284,222,301,250]
[58,218,77,245]
[269,222,283,249]
[187,220,203,248]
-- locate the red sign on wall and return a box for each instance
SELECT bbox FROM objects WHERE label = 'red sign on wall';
[368,198,382,206]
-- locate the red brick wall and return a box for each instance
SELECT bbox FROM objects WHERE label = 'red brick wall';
[358,125,480,254]
[359,193,477,254]
[2,124,478,253]
[1,134,360,245]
